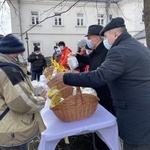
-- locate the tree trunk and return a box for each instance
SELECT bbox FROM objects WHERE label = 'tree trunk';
[144,0,150,49]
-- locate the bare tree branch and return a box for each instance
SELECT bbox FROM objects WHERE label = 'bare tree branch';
[21,0,81,36]
[8,0,19,16]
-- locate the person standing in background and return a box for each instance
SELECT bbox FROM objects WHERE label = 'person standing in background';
[28,45,47,81]
[58,41,72,69]
[52,46,61,63]
[75,38,88,72]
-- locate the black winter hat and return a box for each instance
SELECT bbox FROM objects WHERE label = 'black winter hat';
[100,17,125,36]
[85,25,103,36]
[0,34,25,54]
[34,45,40,51]
[58,41,65,46]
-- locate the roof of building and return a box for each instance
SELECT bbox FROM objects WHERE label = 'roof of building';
[133,29,146,40]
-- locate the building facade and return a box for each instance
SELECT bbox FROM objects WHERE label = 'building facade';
[7,0,144,59]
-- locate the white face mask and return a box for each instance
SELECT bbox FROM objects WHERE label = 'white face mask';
[86,39,94,50]
[103,39,112,50]
[59,46,64,51]
[35,52,40,55]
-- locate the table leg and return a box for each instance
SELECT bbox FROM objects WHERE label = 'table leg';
[96,125,121,150]
[92,133,98,150]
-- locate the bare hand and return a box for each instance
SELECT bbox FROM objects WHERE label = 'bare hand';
[54,72,65,83]
[40,91,47,101]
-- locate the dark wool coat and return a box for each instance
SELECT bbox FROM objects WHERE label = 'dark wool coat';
[76,43,115,115]
[63,32,150,145]
[28,52,47,72]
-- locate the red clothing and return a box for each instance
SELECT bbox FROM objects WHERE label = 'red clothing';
[59,46,72,69]
[84,65,89,72]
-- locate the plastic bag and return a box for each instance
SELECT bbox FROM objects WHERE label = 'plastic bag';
[31,80,47,96]
[67,55,79,70]
[80,87,97,96]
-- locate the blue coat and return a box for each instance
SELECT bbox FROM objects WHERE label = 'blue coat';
[63,32,150,145]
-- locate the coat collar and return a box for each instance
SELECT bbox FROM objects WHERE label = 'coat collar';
[93,42,107,54]
[112,31,131,48]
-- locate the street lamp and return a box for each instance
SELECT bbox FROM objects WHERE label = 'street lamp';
[25,32,29,57]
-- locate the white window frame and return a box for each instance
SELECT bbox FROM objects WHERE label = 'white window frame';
[54,12,63,26]
[30,11,40,25]
[76,13,84,26]
[98,14,104,25]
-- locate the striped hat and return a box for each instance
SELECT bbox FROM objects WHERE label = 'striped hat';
[0,34,25,54]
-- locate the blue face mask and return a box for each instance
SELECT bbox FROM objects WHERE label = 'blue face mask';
[86,39,94,50]
[59,46,64,51]
[103,39,112,50]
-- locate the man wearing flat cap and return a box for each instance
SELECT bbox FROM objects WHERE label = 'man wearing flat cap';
[54,17,150,149]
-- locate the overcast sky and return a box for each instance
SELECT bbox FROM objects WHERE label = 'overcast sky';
[0,1,12,35]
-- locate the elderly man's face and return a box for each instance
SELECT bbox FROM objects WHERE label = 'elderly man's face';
[104,28,121,47]
[87,35,101,49]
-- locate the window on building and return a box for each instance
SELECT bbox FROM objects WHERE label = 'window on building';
[77,13,84,26]
[54,13,62,26]
[31,11,40,25]
[98,14,104,25]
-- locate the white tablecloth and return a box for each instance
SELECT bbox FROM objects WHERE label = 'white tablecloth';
[38,75,121,150]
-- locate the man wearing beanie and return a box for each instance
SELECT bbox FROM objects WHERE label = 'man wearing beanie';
[28,45,47,81]
[0,34,47,150]
[54,17,150,150]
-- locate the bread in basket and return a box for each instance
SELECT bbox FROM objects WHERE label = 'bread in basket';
[50,86,99,122]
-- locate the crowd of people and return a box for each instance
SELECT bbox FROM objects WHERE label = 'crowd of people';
[0,16,150,150]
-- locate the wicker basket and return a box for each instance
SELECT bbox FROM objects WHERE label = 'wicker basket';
[43,66,55,78]
[50,87,99,122]
[47,77,69,90]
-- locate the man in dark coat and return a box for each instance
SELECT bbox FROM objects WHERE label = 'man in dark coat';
[54,17,150,150]
[76,25,115,116]
[76,25,115,150]
[28,46,47,81]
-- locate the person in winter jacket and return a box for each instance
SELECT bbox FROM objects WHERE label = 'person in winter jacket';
[75,38,88,72]
[0,34,46,150]
[54,17,150,150]
[58,41,72,69]
[28,46,47,81]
